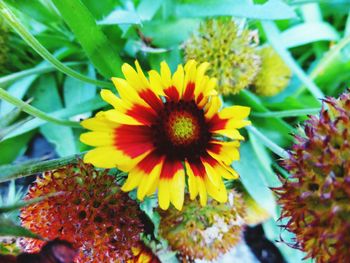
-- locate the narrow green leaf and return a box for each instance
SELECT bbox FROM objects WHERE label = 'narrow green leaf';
[137,0,162,21]
[262,21,324,101]
[0,87,80,128]
[98,10,142,25]
[280,22,339,48]
[0,1,112,88]
[0,153,83,183]
[176,0,296,20]
[233,142,278,218]
[0,217,40,239]
[51,0,123,78]
[251,108,320,118]
[4,97,106,140]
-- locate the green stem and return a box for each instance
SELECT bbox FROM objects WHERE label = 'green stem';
[251,108,320,118]
[0,153,84,183]
[0,88,80,128]
[0,62,83,87]
[0,1,113,89]
[246,126,289,159]
[4,96,107,139]
[261,21,324,101]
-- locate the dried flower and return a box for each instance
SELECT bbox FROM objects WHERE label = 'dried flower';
[185,19,260,95]
[276,92,350,262]
[252,46,291,97]
[158,191,245,261]
[20,160,144,262]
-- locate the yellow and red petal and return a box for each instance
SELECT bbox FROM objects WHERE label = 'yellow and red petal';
[80,112,118,132]
[159,159,185,210]
[207,140,240,165]
[114,125,154,158]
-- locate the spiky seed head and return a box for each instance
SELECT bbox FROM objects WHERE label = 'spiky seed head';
[276,91,350,262]
[185,19,261,95]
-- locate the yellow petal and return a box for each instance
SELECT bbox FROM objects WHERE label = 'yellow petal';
[80,131,114,146]
[122,63,145,92]
[202,160,221,187]
[194,62,210,97]
[196,176,207,206]
[135,60,150,88]
[100,89,125,111]
[219,105,251,119]
[84,146,132,169]
[158,179,170,210]
[214,129,245,140]
[172,64,184,96]
[160,61,172,88]
[148,70,165,95]
[208,141,240,165]
[122,170,143,192]
[205,176,227,203]
[225,119,252,129]
[205,96,222,120]
[170,169,185,210]
[137,159,163,201]
[103,109,142,125]
[80,114,118,132]
[111,77,147,107]
[185,161,198,200]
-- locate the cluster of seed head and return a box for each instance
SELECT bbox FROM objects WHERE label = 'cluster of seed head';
[20,160,144,262]
[158,191,245,261]
[276,92,350,263]
[185,19,261,95]
[252,46,292,96]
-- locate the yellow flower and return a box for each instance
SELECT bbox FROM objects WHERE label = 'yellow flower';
[128,243,160,263]
[80,60,250,210]
[252,46,292,97]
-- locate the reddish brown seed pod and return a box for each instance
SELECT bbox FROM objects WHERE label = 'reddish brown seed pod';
[276,91,350,263]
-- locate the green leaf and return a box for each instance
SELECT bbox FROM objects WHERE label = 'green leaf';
[137,0,162,21]
[233,142,278,218]
[31,75,76,156]
[0,131,35,165]
[142,19,199,47]
[51,0,123,78]
[176,0,296,20]
[280,22,339,48]
[0,217,40,239]
[98,10,142,25]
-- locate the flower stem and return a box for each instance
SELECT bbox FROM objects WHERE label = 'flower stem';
[246,126,289,159]
[0,88,81,128]
[0,1,113,89]
[251,108,320,118]
[0,153,84,183]
[0,62,83,87]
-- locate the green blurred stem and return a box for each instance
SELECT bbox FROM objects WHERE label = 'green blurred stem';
[0,153,84,183]
[0,1,113,89]
[0,62,83,87]
[262,21,324,102]
[246,126,289,159]
[0,88,80,127]
[295,33,350,96]
[251,108,320,118]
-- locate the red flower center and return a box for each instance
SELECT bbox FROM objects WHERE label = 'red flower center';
[152,100,211,161]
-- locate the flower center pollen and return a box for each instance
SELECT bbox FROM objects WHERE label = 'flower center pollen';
[170,114,197,145]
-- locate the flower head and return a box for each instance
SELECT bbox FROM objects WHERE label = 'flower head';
[20,161,144,262]
[252,46,291,97]
[276,92,350,262]
[158,191,245,261]
[80,60,250,210]
[185,19,260,95]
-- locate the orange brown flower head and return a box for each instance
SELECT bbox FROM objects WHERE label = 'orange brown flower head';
[158,191,245,261]
[20,160,144,262]
[128,243,160,263]
[276,92,350,263]
[80,60,251,211]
